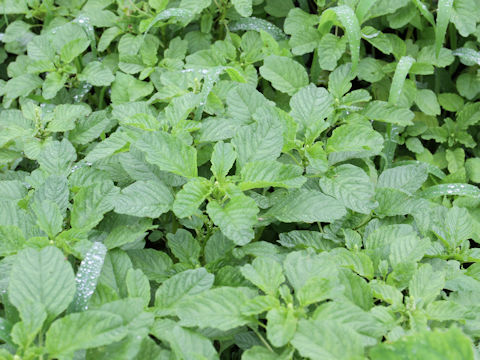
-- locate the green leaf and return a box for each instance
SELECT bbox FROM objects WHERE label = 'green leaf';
[377,164,428,195]
[292,319,364,360]
[226,84,273,124]
[435,0,454,58]
[266,306,297,347]
[167,229,201,264]
[128,249,172,282]
[71,180,120,230]
[259,55,309,95]
[173,178,213,218]
[278,230,334,251]
[180,0,211,14]
[69,110,115,145]
[388,56,415,105]
[239,160,306,190]
[243,346,293,360]
[266,189,347,223]
[11,301,47,349]
[135,131,197,178]
[232,116,284,168]
[47,103,92,133]
[433,206,472,249]
[211,141,236,180]
[60,37,90,63]
[319,164,377,214]
[206,195,259,245]
[450,0,479,37]
[126,269,151,307]
[415,89,441,116]
[9,247,76,319]
[317,34,347,71]
[284,8,320,55]
[370,327,474,360]
[42,72,67,100]
[111,72,154,104]
[409,264,445,308]
[0,225,25,256]
[79,61,115,86]
[4,74,42,101]
[362,100,415,126]
[37,139,77,175]
[466,158,480,183]
[177,287,255,330]
[232,0,252,17]
[326,122,384,163]
[155,322,218,360]
[154,268,214,316]
[113,180,173,218]
[31,200,63,238]
[240,257,285,295]
[46,311,128,358]
[289,84,334,142]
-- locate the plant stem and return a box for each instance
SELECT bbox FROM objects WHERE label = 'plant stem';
[98,86,107,109]
[250,325,274,353]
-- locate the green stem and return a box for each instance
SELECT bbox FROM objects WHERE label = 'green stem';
[98,86,107,109]
[250,325,274,353]
[74,57,83,73]
[38,329,44,360]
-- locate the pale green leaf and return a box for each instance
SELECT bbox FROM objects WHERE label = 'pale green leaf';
[266,189,346,223]
[79,61,115,86]
[113,180,173,218]
[326,123,384,163]
[177,287,255,330]
[239,160,306,190]
[232,117,283,168]
[135,131,197,178]
[266,307,297,347]
[71,181,119,230]
[211,141,236,180]
[415,89,441,116]
[0,225,25,256]
[9,247,76,318]
[319,164,377,214]
[46,311,127,358]
[206,195,259,245]
[370,327,474,360]
[362,100,415,126]
[126,269,151,307]
[173,178,213,218]
[289,84,334,142]
[240,257,285,295]
[259,55,309,95]
[409,264,445,308]
[292,319,364,360]
[232,0,252,17]
[155,268,214,316]
[377,164,428,195]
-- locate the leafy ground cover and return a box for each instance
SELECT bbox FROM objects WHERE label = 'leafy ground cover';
[2,0,480,359]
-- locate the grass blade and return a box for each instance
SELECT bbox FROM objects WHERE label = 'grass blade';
[435,0,453,57]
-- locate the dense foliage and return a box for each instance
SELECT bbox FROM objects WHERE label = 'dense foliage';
[2,0,480,358]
